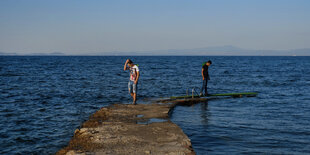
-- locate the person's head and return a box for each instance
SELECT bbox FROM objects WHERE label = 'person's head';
[206,60,212,66]
[127,59,134,67]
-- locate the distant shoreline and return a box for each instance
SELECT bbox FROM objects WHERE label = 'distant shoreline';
[1,46,309,56]
[1,55,309,57]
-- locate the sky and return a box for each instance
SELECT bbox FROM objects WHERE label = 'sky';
[0,0,310,55]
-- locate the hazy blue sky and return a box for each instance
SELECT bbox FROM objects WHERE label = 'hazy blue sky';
[0,0,310,54]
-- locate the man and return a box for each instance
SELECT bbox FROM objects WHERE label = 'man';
[200,60,212,96]
[124,59,140,104]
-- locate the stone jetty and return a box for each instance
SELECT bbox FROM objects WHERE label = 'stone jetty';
[57,98,209,155]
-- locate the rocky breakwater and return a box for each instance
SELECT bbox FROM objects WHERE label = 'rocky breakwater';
[56,98,208,155]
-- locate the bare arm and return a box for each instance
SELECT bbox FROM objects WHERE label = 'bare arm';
[134,71,140,84]
[124,59,129,71]
[201,68,205,80]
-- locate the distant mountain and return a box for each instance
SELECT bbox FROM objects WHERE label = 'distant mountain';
[0,51,66,56]
[49,52,66,55]
[0,51,18,55]
[28,52,66,56]
[97,46,310,56]
[1,46,309,56]
[287,48,310,56]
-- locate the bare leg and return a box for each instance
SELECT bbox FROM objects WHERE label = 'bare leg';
[133,93,137,104]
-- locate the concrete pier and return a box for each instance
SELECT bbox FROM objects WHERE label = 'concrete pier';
[57,98,209,155]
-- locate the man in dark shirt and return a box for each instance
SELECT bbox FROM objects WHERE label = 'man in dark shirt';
[200,60,212,96]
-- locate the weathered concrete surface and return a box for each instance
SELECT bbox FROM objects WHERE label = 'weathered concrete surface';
[56,101,201,155]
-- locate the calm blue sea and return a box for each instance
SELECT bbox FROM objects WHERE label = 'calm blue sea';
[0,56,310,154]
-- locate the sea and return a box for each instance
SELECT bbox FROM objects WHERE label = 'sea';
[0,56,309,154]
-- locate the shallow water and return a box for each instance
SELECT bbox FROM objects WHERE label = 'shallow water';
[0,56,309,154]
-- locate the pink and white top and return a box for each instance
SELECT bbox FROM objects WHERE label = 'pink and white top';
[129,65,139,81]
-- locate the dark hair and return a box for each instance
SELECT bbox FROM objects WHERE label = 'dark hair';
[128,59,133,64]
[207,60,212,64]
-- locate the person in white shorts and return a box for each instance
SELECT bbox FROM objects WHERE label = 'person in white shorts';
[124,59,140,104]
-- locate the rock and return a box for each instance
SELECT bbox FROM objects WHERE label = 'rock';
[65,150,85,155]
